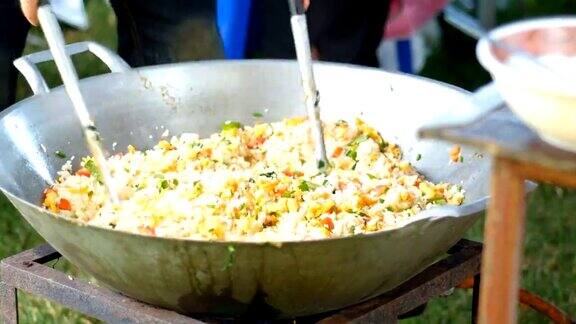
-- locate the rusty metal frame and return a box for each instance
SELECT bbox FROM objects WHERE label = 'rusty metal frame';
[0,240,482,323]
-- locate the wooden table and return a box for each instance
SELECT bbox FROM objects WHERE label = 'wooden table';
[419,104,576,324]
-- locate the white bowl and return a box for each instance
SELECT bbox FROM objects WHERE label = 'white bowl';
[476,17,576,152]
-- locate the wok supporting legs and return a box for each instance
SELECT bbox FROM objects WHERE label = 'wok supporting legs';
[479,158,526,324]
[0,282,18,324]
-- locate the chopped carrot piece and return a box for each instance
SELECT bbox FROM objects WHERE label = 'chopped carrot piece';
[247,136,266,149]
[58,198,71,211]
[76,168,91,177]
[275,187,287,196]
[372,185,388,196]
[321,217,334,231]
[359,195,377,207]
[332,147,343,158]
[138,226,156,236]
[283,169,304,177]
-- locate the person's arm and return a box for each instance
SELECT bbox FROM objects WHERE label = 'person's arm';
[20,0,39,26]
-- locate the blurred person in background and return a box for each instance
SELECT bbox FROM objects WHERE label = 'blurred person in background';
[247,1,391,67]
[2,0,390,110]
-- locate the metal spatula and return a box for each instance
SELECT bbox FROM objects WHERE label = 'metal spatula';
[37,4,119,203]
[288,0,329,171]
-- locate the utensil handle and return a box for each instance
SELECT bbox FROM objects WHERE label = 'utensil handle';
[443,4,486,40]
[289,13,329,169]
[32,4,120,203]
[288,0,305,16]
[13,41,130,95]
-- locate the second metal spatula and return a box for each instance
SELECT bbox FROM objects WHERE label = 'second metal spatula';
[288,0,329,171]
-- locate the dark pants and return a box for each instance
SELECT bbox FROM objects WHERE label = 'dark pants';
[0,0,390,110]
[0,0,31,109]
[247,0,391,68]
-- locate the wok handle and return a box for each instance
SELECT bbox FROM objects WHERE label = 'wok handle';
[13,41,131,95]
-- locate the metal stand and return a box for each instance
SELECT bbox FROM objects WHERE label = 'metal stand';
[1,240,482,323]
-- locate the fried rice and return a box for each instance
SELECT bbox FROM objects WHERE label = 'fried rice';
[42,117,464,241]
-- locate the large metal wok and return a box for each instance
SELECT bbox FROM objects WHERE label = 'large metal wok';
[0,42,490,318]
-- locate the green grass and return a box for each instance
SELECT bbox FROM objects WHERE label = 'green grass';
[401,185,576,324]
[0,192,98,323]
[1,0,575,322]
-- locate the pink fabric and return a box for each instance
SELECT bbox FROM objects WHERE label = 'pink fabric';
[384,0,450,38]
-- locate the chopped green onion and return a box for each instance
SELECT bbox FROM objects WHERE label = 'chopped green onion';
[221,121,243,132]
[190,142,203,149]
[259,171,276,178]
[460,156,464,163]
[346,149,357,160]
[54,150,66,159]
[367,173,377,180]
[348,135,369,147]
[298,180,318,192]
[431,198,447,205]
[416,154,422,161]
[252,112,263,118]
[379,141,389,151]
[356,211,368,218]
[84,159,103,182]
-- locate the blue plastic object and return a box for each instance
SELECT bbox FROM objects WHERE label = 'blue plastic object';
[216,0,252,59]
[395,39,413,74]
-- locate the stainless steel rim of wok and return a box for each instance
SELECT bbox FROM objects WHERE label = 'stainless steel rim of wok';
[2,41,495,318]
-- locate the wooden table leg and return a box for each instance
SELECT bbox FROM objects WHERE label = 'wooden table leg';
[479,158,526,324]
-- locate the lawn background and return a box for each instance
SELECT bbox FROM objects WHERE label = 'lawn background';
[1,0,575,322]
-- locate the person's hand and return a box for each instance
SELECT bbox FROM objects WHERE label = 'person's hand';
[20,0,40,26]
